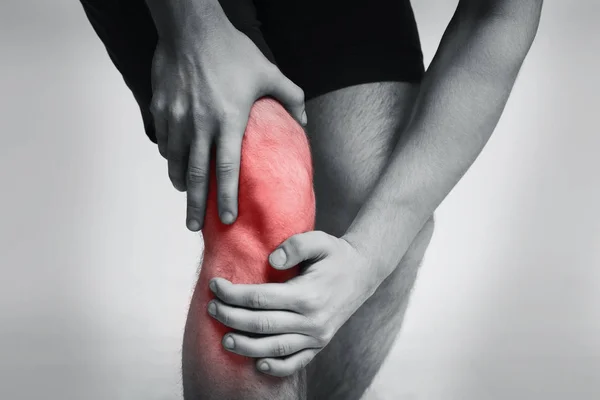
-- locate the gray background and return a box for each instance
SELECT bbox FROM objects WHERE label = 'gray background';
[1,1,598,399]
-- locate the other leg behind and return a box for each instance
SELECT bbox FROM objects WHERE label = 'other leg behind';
[303,82,436,400]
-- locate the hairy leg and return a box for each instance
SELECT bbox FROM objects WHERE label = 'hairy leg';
[182,98,314,400]
[303,82,435,400]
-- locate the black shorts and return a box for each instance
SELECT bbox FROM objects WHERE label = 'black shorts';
[80,0,425,144]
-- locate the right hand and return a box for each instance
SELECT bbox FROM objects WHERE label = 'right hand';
[150,15,306,232]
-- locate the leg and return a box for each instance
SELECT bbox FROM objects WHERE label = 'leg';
[182,99,313,400]
[303,81,435,400]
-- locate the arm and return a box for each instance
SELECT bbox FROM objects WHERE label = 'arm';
[144,0,227,42]
[343,0,543,281]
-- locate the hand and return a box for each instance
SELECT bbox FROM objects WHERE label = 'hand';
[206,231,381,377]
[149,15,306,231]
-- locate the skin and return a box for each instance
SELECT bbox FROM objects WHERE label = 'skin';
[209,82,433,399]
[142,0,544,398]
[145,0,306,231]
[182,98,314,400]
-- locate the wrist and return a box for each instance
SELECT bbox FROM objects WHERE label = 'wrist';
[342,227,393,286]
[145,0,228,44]
[342,201,421,283]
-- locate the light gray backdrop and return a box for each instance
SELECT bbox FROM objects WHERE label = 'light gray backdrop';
[1,1,598,399]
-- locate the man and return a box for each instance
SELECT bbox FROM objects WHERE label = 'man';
[79,0,543,399]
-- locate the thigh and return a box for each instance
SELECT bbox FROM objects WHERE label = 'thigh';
[302,82,434,400]
[305,81,420,236]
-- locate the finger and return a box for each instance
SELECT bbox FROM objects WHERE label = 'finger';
[167,106,190,192]
[210,278,301,312]
[207,299,311,335]
[263,65,307,126]
[150,46,165,93]
[215,120,245,225]
[150,95,169,159]
[222,332,319,359]
[268,231,332,270]
[186,131,213,231]
[158,141,169,159]
[256,348,319,377]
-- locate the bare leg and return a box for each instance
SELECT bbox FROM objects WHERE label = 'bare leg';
[181,99,313,400]
[303,82,435,400]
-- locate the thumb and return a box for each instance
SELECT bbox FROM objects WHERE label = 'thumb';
[263,66,307,127]
[268,231,331,270]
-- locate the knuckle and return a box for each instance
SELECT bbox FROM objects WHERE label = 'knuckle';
[315,230,330,242]
[217,104,241,123]
[186,204,205,217]
[150,97,166,116]
[287,236,305,257]
[190,106,211,125]
[251,316,272,334]
[317,328,333,347]
[316,330,333,347]
[298,293,321,312]
[187,166,208,185]
[247,292,268,309]
[260,317,273,334]
[220,310,231,326]
[215,161,237,179]
[304,315,320,333]
[168,102,187,121]
[168,151,186,164]
[274,341,290,357]
[309,316,333,346]
[217,191,235,204]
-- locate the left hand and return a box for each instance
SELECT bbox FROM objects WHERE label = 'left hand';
[206,230,380,377]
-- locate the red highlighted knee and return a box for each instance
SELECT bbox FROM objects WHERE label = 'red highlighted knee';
[182,97,315,399]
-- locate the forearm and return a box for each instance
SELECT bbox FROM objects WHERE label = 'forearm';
[144,0,228,42]
[344,1,543,281]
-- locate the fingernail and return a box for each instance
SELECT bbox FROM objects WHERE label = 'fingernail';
[259,362,270,371]
[220,211,235,225]
[301,110,307,126]
[269,248,287,267]
[209,280,217,294]
[187,219,200,231]
[223,335,235,349]
[207,301,216,316]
